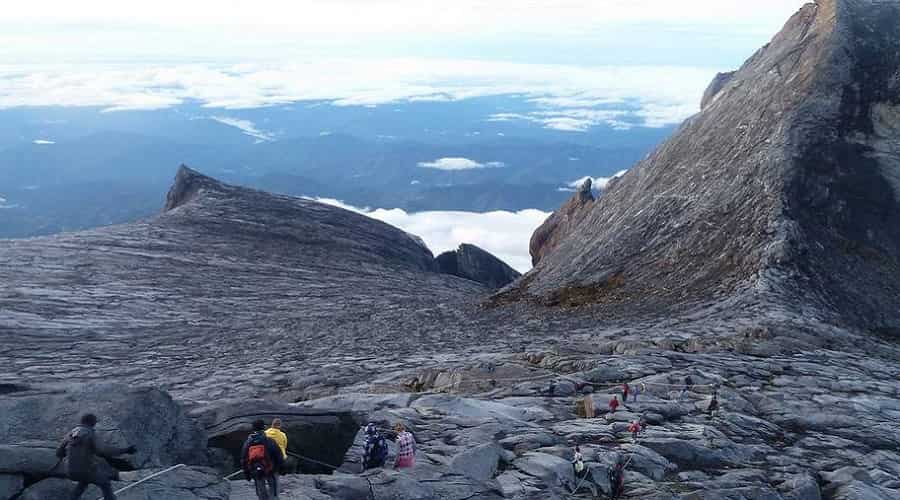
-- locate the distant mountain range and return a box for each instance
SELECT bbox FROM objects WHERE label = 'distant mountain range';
[0,97,671,238]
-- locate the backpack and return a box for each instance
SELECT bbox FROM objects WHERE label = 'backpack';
[247,436,272,474]
[373,436,388,461]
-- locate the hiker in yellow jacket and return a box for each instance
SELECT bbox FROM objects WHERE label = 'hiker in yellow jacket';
[265,418,288,466]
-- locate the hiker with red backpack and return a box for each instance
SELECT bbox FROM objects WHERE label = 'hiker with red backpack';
[242,420,285,499]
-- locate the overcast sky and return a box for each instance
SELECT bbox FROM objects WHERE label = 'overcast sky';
[2,1,809,65]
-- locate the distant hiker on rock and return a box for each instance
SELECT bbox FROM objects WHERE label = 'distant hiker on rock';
[680,375,694,400]
[632,383,642,401]
[242,419,284,499]
[707,392,720,417]
[622,383,630,403]
[608,461,626,499]
[628,420,641,441]
[363,423,389,471]
[608,395,620,414]
[393,423,416,469]
[572,445,585,476]
[266,418,289,473]
[56,413,137,500]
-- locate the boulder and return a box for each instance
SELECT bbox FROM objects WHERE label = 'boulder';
[514,452,574,491]
[435,244,521,289]
[0,384,208,469]
[0,474,23,500]
[19,467,227,500]
[450,442,503,481]
[0,443,65,477]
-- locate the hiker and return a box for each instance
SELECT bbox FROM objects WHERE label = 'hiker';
[632,383,641,402]
[572,445,585,476]
[242,419,284,498]
[628,420,641,441]
[394,423,416,469]
[265,418,288,473]
[622,383,630,403]
[639,413,648,434]
[362,423,389,471]
[680,375,694,400]
[56,413,137,500]
[707,392,720,417]
[608,461,626,499]
[608,395,620,414]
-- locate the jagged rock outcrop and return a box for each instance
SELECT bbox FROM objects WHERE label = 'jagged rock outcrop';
[506,0,900,333]
[529,178,595,266]
[435,244,521,289]
[700,71,736,109]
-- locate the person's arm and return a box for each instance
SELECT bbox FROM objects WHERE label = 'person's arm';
[268,438,284,469]
[56,435,69,458]
[240,437,250,469]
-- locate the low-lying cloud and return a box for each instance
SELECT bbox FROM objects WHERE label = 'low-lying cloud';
[206,116,274,142]
[0,60,716,128]
[32,139,55,145]
[418,157,505,171]
[311,197,549,273]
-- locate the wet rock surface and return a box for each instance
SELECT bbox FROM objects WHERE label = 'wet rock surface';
[1,2,900,499]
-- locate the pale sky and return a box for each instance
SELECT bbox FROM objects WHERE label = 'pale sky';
[1,1,810,65]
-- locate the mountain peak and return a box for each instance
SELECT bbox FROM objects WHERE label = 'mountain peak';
[504,0,900,332]
[164,165,226,211]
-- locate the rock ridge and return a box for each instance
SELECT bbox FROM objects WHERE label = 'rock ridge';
[504,0,900,333]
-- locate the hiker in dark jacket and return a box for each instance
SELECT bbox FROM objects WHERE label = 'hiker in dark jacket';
[242,420,285,498]
[56,413,136,500]
[362,423,389,470]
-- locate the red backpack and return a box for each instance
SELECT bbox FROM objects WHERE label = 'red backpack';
[247,441,272,474]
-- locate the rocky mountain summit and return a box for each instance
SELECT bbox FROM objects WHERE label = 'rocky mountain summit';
[507,0,900,334]
[1,1,900,500]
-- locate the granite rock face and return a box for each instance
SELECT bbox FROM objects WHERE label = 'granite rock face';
[506,0,900,334]
[436,244,521,289]
[1,2,900,500]
[528,178,595,266]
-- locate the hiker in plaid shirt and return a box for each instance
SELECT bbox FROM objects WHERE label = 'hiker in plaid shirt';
[393,422,416,469]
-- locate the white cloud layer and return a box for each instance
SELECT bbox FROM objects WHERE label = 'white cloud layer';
[568,170,629,190]
[206,116,274,142]
[418,157,505,171]
[312,197,548,273]
[0,60,717,128]
[32,139,55,144]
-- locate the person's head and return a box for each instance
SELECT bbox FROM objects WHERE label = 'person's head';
[394,422,406,433]
[613,395,618,400]
[80,414,97,427]
[365,423,377,435]
[253,419,266,432]
[575,445,581,452]
[271,418,282,429]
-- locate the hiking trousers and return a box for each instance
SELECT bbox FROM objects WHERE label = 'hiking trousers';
[71,481,116,500]
[266,474,279,497]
